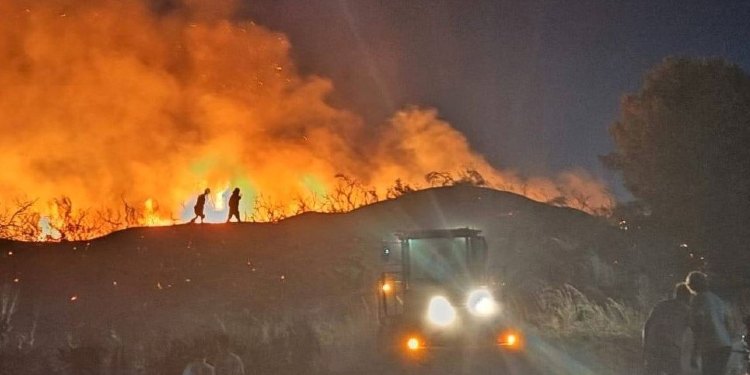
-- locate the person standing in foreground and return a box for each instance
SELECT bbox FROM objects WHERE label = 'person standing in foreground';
[686,271,733,375]
[226,188,242,223]
[643,282,692,375]
[190,188,211,224]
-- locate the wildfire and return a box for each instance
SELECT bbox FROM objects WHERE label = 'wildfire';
[0,0,613,241]
[143,199,172,227]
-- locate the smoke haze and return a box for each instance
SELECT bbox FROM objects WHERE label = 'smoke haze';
[0,0,611,235]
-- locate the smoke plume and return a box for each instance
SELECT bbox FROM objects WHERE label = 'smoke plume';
[0,0,612,237]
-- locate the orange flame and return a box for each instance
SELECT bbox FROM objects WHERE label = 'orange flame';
[0,0,613,240]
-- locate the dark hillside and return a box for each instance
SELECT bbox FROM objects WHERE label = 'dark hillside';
[0,186,686,373]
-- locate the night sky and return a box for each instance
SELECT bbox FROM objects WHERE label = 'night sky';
[239,0,750,197]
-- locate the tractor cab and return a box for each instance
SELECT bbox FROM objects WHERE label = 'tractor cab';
[400,228,488,289]
[377,228,522,361]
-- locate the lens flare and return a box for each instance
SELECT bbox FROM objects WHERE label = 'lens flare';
[466,288,499,317]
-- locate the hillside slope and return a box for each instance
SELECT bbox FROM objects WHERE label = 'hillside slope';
[0,186,668,373]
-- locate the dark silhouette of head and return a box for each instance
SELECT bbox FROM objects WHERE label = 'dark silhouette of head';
[685,271,708,294]
[673,282,691,303]
[232,187,240,195]
[204,188,211,195]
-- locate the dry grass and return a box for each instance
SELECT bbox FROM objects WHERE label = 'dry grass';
[0,284,650,375]
[532,284,644,338]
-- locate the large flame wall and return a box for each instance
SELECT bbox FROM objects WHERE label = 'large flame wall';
[0,0,611,239]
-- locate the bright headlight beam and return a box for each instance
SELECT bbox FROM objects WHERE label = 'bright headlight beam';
[426,296,456,326]
[475,296,496,315]
[466,289,498,317]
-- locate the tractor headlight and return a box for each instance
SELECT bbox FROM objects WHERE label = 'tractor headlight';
[426,296,456,326]
[466,288,498,317]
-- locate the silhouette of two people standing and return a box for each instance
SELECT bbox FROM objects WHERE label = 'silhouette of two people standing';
[642,271,735,375]
[189,188,242,224]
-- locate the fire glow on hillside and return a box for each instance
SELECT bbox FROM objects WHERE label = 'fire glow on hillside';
[0,0,612,241]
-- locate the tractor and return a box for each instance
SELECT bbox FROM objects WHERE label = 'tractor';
[376,228,525,373]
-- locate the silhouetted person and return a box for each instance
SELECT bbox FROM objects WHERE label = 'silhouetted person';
[643,282,692,375]
[190,189,211,224]
[213,334,245,375]
[686,271,733,375]
[226,188,242,223]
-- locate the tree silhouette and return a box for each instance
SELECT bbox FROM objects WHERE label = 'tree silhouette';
[601,57,750,273]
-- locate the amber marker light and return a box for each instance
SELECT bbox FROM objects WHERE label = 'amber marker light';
[497,330,523,350]
[382,282,392,293]
[406,336,421,351]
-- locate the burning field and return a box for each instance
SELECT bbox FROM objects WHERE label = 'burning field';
[0,0,612,241]
[3,1,750,375]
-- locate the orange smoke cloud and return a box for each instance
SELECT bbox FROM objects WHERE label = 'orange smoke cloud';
[0,0,612,239]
